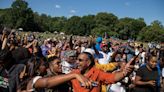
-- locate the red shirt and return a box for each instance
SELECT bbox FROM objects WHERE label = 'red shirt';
[71,67,116,92]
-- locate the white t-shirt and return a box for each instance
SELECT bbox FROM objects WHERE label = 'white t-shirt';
[140,52,146,64]
[61,61,73,74]
[94,51,113,64]
[135,49,140,55]
[109,82,126,92]
[162,68,164,77]
[28,76,42,92]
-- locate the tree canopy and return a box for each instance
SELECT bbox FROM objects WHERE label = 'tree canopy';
[0,0,163,42]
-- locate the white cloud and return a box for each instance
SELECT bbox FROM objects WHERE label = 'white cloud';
[125,2,130,6]
[70,9,76,13]
[55,5,61,8]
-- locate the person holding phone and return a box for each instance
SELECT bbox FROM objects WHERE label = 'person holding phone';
[18,56,92,92]
[71,52,134,92]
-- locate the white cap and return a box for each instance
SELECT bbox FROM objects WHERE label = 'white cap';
[83,48,95,56]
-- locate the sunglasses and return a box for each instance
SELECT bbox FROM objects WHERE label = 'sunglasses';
[77,58,88,62]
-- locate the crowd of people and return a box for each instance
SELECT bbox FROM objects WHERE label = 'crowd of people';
[0,27,164,92]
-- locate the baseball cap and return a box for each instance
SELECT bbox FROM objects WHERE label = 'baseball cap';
[100,43,108,48]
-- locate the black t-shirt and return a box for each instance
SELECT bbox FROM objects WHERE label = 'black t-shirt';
[133,65,159,92]
[45,83,70,92]
[44,70,71,92]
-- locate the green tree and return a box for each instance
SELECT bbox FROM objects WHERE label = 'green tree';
[63,16,82,35]
[92,12,118,37]
[80,15,95,36]
[115,17,146,40]
[131,18,146,39]
[0,8,14,28]
[115,17,133,39]
[91,25,109,36]
[10,0,35,31]
[51,16,67,33]
[95,12,118,28]
[137,20,164,42]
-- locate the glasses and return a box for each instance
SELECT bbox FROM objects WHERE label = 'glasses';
[69,56,77,60]
[77,58,88,62]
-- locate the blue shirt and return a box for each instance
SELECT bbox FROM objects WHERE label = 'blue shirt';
[40,45,49,57]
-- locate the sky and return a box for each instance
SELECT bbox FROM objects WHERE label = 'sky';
[0,0,164,25]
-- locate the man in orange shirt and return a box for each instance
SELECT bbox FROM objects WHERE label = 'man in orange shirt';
[71,52,134,92]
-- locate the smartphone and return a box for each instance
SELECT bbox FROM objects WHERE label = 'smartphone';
[80,81,98,87]
[130,52,140,65]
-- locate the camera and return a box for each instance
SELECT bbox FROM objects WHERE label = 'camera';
[3,27,11,35]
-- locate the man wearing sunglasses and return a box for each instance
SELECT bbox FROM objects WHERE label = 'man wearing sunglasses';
[71,52,134,92]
